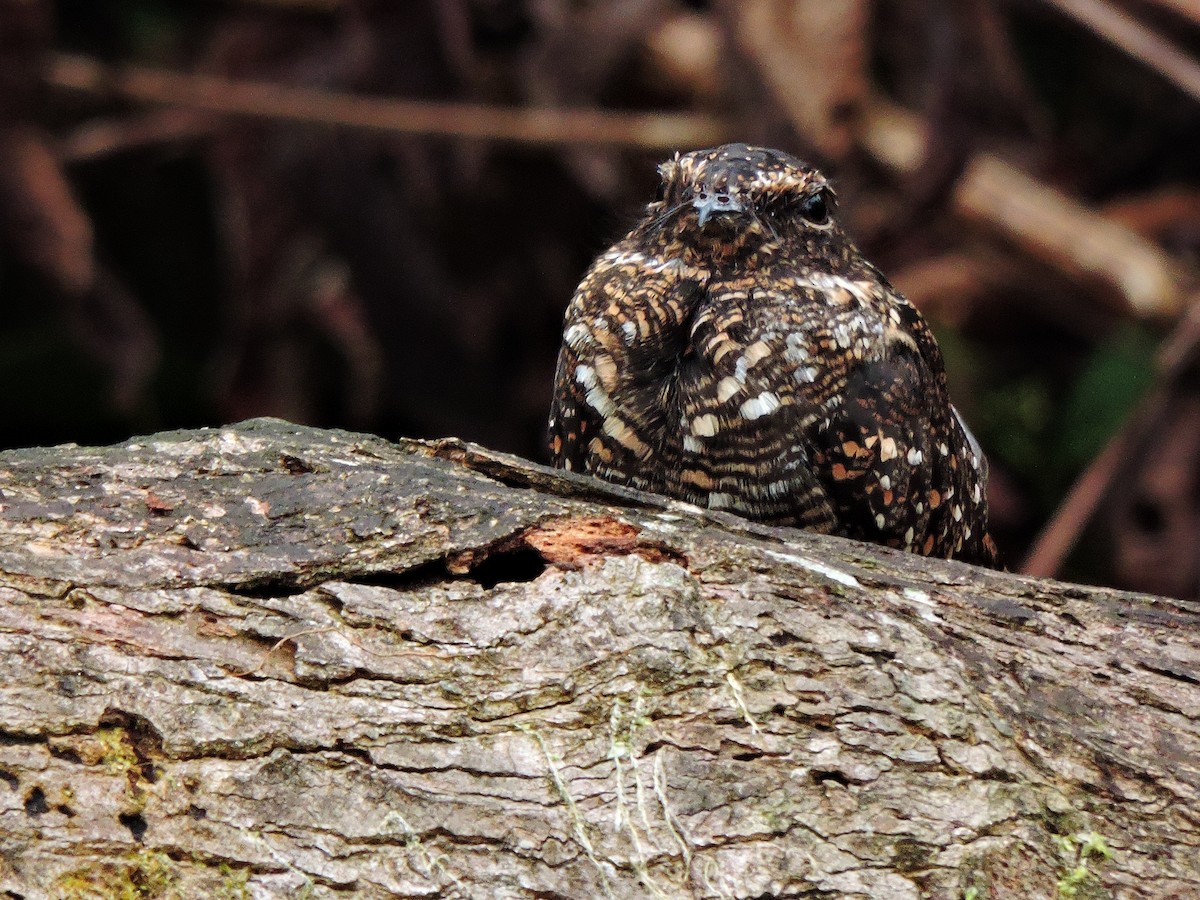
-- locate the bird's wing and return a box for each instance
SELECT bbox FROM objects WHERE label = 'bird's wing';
[804,333,992,561]
[547,335,594,473]
[548,236,709,480]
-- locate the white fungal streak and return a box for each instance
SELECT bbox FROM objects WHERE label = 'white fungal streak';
[691,414,720,437]
[765,549,861,588]
[907,447,923,466]
[716,376,742,402]
[894,587,941,623]
[683,435,703,453]
[740,391,781,420]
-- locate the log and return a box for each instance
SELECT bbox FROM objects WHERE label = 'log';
[0,418,1195,899]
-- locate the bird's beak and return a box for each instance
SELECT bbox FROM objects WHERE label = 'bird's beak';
[693,193,744,227]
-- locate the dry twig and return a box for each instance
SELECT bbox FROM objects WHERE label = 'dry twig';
[45,53,730,151]
[1040,0,1200,103]
[862,100,1186,319]
[1022,294,1200,577]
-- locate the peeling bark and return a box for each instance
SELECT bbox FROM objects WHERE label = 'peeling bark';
[0,418,1196,899]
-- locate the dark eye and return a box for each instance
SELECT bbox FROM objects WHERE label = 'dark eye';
[799,190,830,224]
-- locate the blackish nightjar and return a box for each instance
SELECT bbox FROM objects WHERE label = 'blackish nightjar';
[548,143,999,567]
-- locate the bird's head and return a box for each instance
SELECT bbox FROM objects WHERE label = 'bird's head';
[644,143,841,267]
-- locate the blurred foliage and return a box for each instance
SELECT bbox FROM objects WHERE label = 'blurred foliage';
[972,324,1158,516]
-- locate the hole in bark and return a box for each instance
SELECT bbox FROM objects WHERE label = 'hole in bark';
[98,709,165,782]
[810,769,850,787]
[279,453,316,475]
[48,744,82,764]
[0,770,17,789]
[55,802,75,817]
[348,558,453,591]
[854,646,897,662]
[119,811,148,841]
[23,787,47,816]
[187,805,207,820]
[732,750,765,762]
[340,544,549,592]
[1060,611,1085,629]
[467,545,547,588]
[0,732,42,747]
[769,630,801,646]
[225,579,310,599]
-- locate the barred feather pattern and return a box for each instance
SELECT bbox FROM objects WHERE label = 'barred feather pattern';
[549,144,998,566]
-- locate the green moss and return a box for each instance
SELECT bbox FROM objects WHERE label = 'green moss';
[892,837,934,873]
[96,727,142,778]
[1055,832,1113,899]
[215,863,251,900]
[54,850,179,900]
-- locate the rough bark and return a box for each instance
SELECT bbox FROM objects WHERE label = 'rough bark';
[0,418,1196,899]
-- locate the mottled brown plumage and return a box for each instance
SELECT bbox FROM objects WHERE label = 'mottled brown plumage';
[549,144,998,566]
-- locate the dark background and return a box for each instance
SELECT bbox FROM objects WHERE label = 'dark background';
[2,0,1198,596]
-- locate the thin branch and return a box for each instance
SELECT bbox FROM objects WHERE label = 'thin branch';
[1022,293,1200,577]
[60,109,215,163]
[1040,0,1200,103]
[44,53,730,151]
[1138,0,1200,28]
[1020,420,1140,578]
[861,99,1186,319]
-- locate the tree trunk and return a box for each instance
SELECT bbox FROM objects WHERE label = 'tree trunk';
[0,418,1195,899]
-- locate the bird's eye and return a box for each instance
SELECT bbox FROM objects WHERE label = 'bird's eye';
[799,190,830,224]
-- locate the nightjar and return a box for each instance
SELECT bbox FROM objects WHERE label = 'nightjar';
[548,143,998,566]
